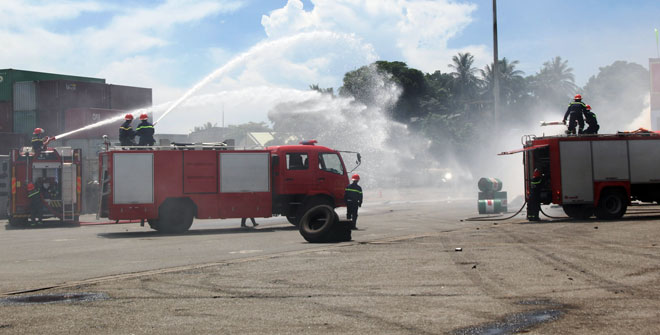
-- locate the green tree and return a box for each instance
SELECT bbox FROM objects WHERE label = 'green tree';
[448,52,480,104]
[531,56,578,107]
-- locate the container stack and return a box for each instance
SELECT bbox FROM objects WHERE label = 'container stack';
[477,177,508,214]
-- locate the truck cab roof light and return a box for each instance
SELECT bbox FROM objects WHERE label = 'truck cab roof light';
[299,140,318,145]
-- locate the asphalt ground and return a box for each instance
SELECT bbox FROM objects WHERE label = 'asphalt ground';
[1,191,660,334]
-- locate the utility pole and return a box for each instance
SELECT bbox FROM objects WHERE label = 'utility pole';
[492,0,500,132]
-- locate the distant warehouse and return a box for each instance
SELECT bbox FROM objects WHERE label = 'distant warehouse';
[0,68,152,153]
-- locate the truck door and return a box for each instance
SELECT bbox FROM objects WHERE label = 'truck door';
[317,152,347,201]
[281,151,314,194]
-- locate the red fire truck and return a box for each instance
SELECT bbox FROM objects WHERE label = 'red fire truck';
[502,133,660,219]
[7,146,82,226]
[98,140,359,239]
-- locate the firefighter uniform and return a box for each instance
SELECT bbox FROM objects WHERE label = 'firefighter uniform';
[31,134,44,154]
[27,184,43,224]
[527,170,543,221]
[563,101,587,134]
[136,120,155,146]
[119,120,136,146]
[583,110,599,134]
[344,175,363,230]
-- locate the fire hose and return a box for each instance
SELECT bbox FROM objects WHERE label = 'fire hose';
[465,202,568,221]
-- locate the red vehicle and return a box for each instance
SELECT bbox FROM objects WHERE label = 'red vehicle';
[7,146,82,226]
[502,133,660,219]
[98,140,359,238]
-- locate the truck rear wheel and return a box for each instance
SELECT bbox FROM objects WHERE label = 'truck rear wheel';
[562,204,594,220]
[157,198,194,234]
[298,204,337,243]
[595,190,627,219]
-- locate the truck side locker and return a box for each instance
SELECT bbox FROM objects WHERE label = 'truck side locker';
[560,141,594,203]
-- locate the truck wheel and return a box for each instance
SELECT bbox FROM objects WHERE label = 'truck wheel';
[562,204,594,220]
[298,204,337,243]
[595,190,627,219]
[157,199,194,234]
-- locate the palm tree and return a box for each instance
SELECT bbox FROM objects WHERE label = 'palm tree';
[480,57,526,105]
[448,52,480,102]
[532,56,577,104]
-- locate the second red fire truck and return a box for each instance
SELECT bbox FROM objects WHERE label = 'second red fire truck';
[502,132,660,219]
[98,140,359,241]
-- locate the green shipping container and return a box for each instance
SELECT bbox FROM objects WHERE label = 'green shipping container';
[13,110,37,135]
[0,69,105,102]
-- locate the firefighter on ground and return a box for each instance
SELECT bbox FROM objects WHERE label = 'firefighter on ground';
[119,114,136,146]
[31,128,46,155]
[136,113,155,146]
[582,105,600,134]
[344,174,363,230]
[527,168,543,221]
[563,94,587,135]
[27,183,43,225]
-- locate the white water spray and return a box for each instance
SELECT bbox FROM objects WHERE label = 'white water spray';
[154,31,374,126]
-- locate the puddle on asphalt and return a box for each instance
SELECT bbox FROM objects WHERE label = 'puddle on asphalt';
[0,292,109,306]
[452,304,563,335]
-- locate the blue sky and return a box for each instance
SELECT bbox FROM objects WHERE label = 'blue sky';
[1,0,658,133]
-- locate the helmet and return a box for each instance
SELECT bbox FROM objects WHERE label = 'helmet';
[125,114,134,121]
[586,105,591,110]
[27,183,35,191]
[533,169,541,178]
[351,174,360,181]
[139,113,148,121]
[33,128,43,135]
[574,94,582,100]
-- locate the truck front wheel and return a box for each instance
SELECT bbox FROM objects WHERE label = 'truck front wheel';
[562,204,594,220]
[595,190,627,219]
[157,198,194,234]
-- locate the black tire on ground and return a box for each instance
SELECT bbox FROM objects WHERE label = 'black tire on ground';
[562,204,594,220]
[157,198,195,234]
[286,215,298,226]
[147,219,159,230]
[595,189,628,219]
[298,204,337,243]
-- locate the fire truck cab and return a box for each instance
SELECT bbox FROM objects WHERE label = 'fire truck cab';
[7,147,82,226]
[505,133,660,219]
[98,141,354,234]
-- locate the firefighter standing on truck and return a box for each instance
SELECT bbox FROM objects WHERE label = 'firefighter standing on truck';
[527,169,543,221]
[344,174,363,230]
[563,94,587,135]
[136,113,155,146]
[583,105,600,134]
[31,128,45,155]
[27,183,43,225]
[119,114,136,146]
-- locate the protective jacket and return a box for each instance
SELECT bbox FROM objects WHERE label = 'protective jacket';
[563,101,586,133]
[344,182,363,206]
[136,120,155,146]
[583,110,599,134]
[31,134,44,153]
[527,174,543,220]
[119,120,135,146]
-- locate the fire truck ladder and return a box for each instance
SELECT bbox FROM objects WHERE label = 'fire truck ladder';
[59,148,77,222]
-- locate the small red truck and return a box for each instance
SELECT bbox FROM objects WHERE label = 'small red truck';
[7,146,82,226]
[501,133,660,219]
[98,140,358,240]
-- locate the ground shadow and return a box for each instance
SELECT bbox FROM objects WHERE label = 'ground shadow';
[4,221,80,230]
[97,225,298,239]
